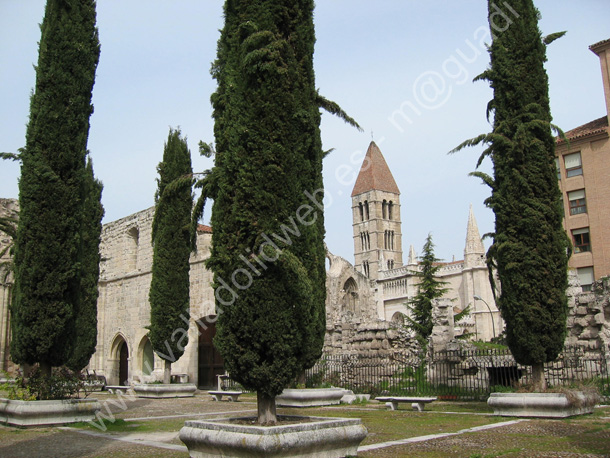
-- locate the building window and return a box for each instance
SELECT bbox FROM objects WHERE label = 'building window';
[384,230,395,250]
[382,200,387,219]
[572,227,591,253]
[360,231,370,251]
[363,261,370,278]
[577,266,594,292]
[364,200,370,220]
[568,189,587,215]
[358,202,364,222]
[388,201,393,220]
[127,226,139,271]
[387,260,394,270]
[564,152,583,178]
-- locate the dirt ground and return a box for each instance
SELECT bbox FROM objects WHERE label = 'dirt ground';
[1,392,608,458]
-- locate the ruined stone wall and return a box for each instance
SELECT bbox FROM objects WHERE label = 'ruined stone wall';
[566,272,610,350]
[0,199,17,373]
[89,206,215,385]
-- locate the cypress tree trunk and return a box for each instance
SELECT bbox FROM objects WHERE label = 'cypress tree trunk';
[11,0,101,372]
[163,359,171,385]
[531,363,547,392]
[257,393,277,426]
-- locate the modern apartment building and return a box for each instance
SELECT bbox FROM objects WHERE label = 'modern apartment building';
[556,38,610,289]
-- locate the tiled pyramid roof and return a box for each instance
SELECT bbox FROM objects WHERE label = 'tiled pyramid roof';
[351,141,400,197]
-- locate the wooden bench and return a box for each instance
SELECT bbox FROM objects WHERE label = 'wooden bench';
[208,390,242,402]
[375,396,437,411]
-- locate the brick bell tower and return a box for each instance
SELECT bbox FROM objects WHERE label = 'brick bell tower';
[351,141,403,280]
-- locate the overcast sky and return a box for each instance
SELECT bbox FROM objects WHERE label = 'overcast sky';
[1,1,608,264]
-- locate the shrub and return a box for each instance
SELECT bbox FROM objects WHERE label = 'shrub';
[7,366,86,400]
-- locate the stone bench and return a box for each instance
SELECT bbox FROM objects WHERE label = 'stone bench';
[375,396,437,411]
[208,390,242,402]
[171,373,189,384]
[105,385,131,394]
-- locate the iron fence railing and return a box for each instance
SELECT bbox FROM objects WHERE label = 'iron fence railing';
[304,345,610,401]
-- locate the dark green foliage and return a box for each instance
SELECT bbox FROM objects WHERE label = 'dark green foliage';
[68,158,104,371]
[148,128,193,364]
[6,365,86,401]
[11,0,101,369]
[405,234,449,349]
[453,0,570,367]
[206,0,326,398]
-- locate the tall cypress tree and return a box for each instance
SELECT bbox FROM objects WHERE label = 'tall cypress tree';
[205,0,326,425]
[68,158,104,371]
[453,0,569,390]
[148,128,193,384]
[11,0,101,377]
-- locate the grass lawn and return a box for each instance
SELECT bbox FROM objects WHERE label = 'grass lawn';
[0,394,608,457]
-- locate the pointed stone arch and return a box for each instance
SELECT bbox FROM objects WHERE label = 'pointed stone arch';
[391,311,407,326]
[342,277,359,316]
[109,333,130,386]
[137,335,155,377]
[196,316,224,389]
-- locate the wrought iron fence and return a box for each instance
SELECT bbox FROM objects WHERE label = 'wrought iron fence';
[304,345,610,401]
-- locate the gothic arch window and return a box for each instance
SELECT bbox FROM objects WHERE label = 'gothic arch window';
[363,261,370,277]
[388,201,394,220]
[358,202,364,222]
[139,336,154,376]
[387,259,394,270]
[343,277,358,314]
[361,231,370,251]
[364,200,370,220]
[384,230,395,250]
[382,200,387,219]
[126,226,139,272]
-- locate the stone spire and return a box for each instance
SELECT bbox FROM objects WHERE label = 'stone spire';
[407,245,417,265]
[464,205,485,267]
[351,141,400,197]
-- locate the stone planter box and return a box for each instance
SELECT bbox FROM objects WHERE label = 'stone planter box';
[133,383,197,398]
[488,392,597,418]
[276,388,346,407]
[0,398,102,427]
[179,415,367,458]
